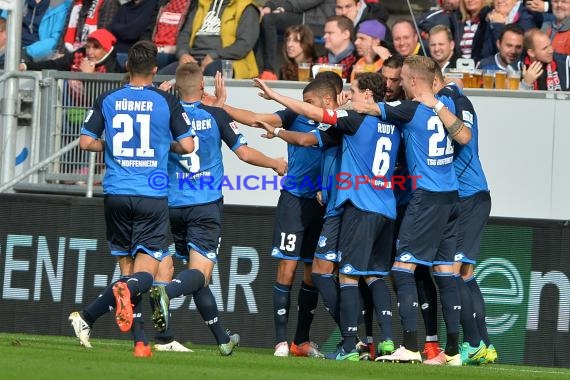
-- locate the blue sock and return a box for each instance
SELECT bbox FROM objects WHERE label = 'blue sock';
[83,276,129,324]
[151,282,175,344]
[368,278,393,341]
[466,276,490,345]
[166,269,205,299]
[340,283,360,353]
[126,272,153,296]
[455,275,481,346]
[311,273,340,326]
[433,272,460,356]
[293,282,318,345]
[414,265,438,338]
[273,283,291,344]
[392,268,419,351]
[131,293,148,345]
[194,286,229,345]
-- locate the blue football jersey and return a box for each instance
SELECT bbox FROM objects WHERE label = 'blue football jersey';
[169,102,247,207]
[379,98,458,192]
[276,109,322,198]
[438,84,489,197]
[81,84,194,197]
[316,131,343,218]
[318,109,400,219]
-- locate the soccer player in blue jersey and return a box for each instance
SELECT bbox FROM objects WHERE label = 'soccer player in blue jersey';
[72,40,195,357]
[346,56,471,365]
[432,69,494,365]
[148,63,287,356]
[220,82,327,358]
[253,72,399,361]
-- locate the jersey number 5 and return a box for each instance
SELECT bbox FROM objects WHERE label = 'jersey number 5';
[112,114,155,157]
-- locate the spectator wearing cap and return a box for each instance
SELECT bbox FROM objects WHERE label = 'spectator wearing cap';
[20,28,120,73]
[350,19,391,81]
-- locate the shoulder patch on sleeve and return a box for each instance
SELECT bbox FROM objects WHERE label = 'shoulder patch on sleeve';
[462,110,474,126]
[335,109,348,118]
[316,123,332,131]
[230,121,240,134]
[182,112,190,125]
[84,110,93,123]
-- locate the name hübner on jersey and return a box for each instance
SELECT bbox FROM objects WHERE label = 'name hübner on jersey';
[427,156,453,166]
[377,122,395,134]
[115,99,154,111]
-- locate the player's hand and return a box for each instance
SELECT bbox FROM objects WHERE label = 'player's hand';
[253,120,277,138]
[253,78,276,100]
[202,91,217,105]
[158,80,174,91]
[522,61,543,86]
[179,54,197,64]
[414,91,438,108]
[372,44,392,61]
[273,157,288,176]
[337,90,351,106]
[316,191,324,206]
[214,71,227,106]
[487,9,507,23]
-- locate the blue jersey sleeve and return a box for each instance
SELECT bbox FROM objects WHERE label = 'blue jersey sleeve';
[81,94,106,138]
[332,109,367,135]
[276,108,299,130]
[380,100,418,125]
[213,107,247,151]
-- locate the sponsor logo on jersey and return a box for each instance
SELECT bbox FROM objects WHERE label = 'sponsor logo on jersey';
[318,236,327,247]
[84,110,93,123]
[230,121,240,134]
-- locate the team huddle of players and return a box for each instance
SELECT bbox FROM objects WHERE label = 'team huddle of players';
[69,40,495,366]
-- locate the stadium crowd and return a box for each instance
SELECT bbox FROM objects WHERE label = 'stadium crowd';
[1,0,569,90]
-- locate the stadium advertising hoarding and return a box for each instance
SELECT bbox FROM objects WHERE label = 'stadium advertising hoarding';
[0,194,568,367]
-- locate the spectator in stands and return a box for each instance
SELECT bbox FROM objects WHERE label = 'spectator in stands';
[524,0,554,27]
[0,16,5,69]
[485,0,539,56]
[417,0,461,41]
[22,0,50,49]
[520,28,570,90]
[60,0,107,53]
[159,0,260,79]
[350,19,391,82]
[335,0,388,27]
[457,0,493,63]
[316,15,357,80]
[107,0,159,70]
[541,0,570,54]
[152,0,193,69]
[477,23,524,70]
[391,19,424,57]
[257,0,335,80]
[280,24,317,80]
[429,25,460,70]
[20,28,119,73]
[22,0,72,62]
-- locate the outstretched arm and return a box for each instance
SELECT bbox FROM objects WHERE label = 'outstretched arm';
[254,120,318,147]
[234,145,288,176]
[253,78,326,122]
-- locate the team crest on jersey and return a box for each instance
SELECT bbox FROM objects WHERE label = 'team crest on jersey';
[335,109,348,118]
[462,110,474,125]
[84,110,93,123]
[386,101,402,107]
[181,112,191,125]
[318,236,327,247]
[229,121,240,134]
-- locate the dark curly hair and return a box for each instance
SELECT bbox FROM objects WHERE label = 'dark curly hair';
[280,25,316,80]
